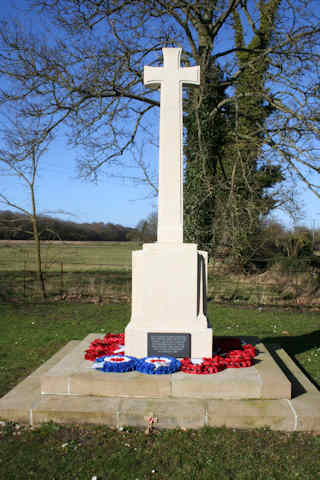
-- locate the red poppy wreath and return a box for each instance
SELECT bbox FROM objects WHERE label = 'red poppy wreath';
[85,333,257,375]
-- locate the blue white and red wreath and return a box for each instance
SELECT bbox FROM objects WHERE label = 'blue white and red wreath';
[136,356,181,375]
[92,355,137,373]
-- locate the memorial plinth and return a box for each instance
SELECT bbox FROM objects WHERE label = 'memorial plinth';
[39,335,291,400]
[1,334,320,432]
[125,243,212,358]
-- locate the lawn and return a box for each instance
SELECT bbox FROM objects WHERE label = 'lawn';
[1,423,319,480]
[0,303,319,479]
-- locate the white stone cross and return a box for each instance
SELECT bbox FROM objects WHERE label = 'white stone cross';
[144,48,200,243]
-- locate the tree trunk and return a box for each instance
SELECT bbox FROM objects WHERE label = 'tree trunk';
[30,185,46,299]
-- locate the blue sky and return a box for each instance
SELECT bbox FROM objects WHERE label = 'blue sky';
[2,131,156,227]
[1,0,319,230]
[0,0,156,228]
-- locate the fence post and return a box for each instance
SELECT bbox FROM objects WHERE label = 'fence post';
[60,262,64,296]
[23,260,26,299]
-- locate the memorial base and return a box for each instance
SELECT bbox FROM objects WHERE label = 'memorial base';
[125,242,213,358]
[1,334,319,432]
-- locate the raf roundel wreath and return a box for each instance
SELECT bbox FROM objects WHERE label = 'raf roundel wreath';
[85,333,257,375]
[92,355,137,373]
[136,356,181,375]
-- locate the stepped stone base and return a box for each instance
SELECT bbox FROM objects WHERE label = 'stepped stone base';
[39,335,291,400]
[0,335,319,432]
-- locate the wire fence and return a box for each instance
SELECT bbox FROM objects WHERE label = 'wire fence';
[1,255,320,308]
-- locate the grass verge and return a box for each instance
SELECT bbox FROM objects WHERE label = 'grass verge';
[0,422,319,479]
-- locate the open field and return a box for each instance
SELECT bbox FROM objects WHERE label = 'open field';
[0,303,319,479]
[0,241,138,302]
[1,241,320,307]
[0,240,140,271]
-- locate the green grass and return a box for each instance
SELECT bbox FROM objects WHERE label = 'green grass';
[211,306,320,387]
[0,303,319,478]
[0,423,319,479]
[0,269,133,303]
[0,241,139,302]
[0,241,140,271]
[0,303,131,397]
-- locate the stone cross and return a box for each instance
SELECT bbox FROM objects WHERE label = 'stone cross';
[144,48,200,243]
[125,48,211,359]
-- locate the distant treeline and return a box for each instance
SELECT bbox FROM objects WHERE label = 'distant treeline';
[0,211,137,242]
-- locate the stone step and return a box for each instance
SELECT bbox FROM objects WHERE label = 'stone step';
[1,336,319,432]
[40,334,292,400]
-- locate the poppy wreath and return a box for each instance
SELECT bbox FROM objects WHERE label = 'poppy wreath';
[136,356,181,375]
[92,354,137,373]
[85,333,125,361]
[85,333,256,375]
[180,356,225,374]
[180,340,257,374]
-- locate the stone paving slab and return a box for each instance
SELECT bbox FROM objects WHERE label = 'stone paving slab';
[0,341,79,424]
[0,337,319,432]
[118,397,206,430]
[70,370,172,398]
[40,334,291,400]
[207,398,293,431]
[171,368,262,399]
[33,396,120,427]
[41,334,101,395]
[273,347,320,432]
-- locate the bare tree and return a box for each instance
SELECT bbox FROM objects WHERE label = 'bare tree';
[0,113,53,299]
[0,0,319,259]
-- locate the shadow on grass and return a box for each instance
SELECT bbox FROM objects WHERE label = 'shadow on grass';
[262,329,320,356]
[262,330,320,392]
